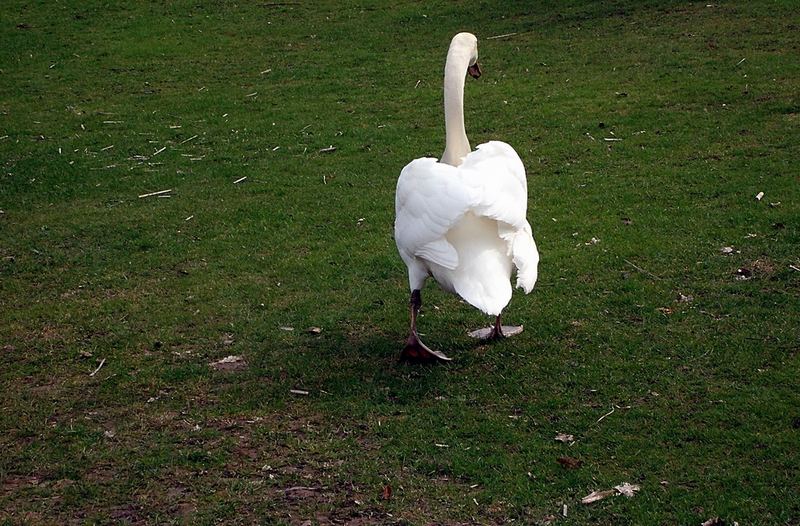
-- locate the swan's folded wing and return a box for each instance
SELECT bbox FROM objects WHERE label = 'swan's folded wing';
[414,238,458,270]
[461,142,539,292]
[459,141,529,228]
[395,158,476,270]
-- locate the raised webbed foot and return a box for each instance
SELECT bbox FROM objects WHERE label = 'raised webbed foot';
[400,331,452,363]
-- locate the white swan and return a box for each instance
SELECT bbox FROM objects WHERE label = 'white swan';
[394,32,539,362]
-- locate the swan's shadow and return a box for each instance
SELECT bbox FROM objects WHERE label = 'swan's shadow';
[310,330,467,404]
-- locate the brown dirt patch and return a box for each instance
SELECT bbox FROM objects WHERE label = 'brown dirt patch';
[750,258,776,276]
[0,475,42,496]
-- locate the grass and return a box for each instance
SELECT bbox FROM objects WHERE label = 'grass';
[1,0,798,524]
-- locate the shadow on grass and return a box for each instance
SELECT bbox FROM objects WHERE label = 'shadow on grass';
[293,330,460,406]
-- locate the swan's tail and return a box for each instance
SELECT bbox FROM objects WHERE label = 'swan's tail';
[500,222,539,294]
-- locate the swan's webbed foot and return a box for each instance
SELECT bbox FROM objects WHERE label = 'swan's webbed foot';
[400,289,451,363]
[400,331,452,363]
[468,325,524,340]
[468,315,523,341]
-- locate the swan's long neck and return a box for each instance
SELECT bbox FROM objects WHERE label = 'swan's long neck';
[441,48,472,167]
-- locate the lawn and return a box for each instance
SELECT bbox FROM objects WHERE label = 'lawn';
[1,1,798,524]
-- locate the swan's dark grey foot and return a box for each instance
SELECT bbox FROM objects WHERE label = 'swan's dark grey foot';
[400,331,451,363]
[468,325,523,340]
[468,314,523,340]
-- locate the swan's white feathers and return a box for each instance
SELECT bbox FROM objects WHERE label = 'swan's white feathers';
[460,141,528,228]
[415,238,459,270]
[395,141,539,314]
[507,222,539,293]
[395,157,476,270]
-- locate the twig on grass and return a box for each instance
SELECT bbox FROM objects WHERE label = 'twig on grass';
[180,134,198,144]
[486,32,517,40]
[596,406,615,423]
[138,189,172,198]
[233,176,247,184]
[624,259,662,280]
[89,358,106,377]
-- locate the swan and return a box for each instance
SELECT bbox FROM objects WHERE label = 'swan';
[394,32,539,362]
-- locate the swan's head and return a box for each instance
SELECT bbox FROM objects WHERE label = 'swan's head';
[451,32,481,79]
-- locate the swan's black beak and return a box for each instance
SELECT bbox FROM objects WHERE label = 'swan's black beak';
[468,61,482,79]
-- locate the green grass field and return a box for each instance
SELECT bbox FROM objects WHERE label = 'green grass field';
[1,1,798,524]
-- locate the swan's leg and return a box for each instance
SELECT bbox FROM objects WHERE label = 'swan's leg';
[400,290,452,363]
[468,314,523,340]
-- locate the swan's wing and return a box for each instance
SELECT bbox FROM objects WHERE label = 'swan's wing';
[460,141,539,292]
[459,141,529,228]
[395,157,476,270]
